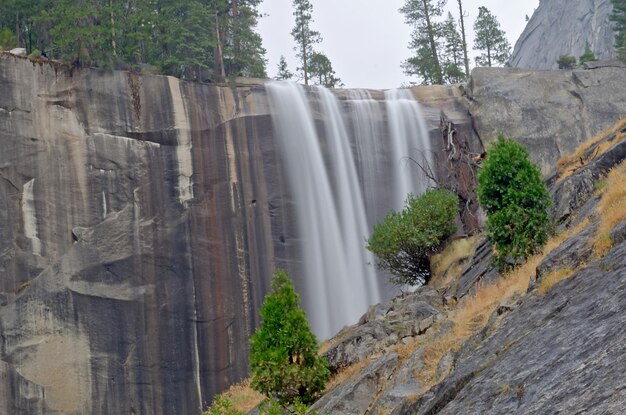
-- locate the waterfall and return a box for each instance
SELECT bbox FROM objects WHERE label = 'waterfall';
[266,82,432,339]
[384,89,433,209]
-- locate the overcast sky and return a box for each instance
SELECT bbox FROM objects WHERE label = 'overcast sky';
[257,0,540,89]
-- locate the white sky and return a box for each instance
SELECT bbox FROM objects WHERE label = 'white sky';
[258,0,540,89]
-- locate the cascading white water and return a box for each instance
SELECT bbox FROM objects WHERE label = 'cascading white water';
[384,89,434,209]
[266,82,432,339]
[266,82,378,339]
[345,90,389,224]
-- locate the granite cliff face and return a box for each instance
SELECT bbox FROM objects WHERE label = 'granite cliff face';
[510,0,616,69]
[0,54,625,414]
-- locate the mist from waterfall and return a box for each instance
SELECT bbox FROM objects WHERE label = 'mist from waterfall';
[266,82,432,339]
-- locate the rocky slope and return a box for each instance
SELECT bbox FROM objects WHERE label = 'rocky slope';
[0,53,625,414]
[311,120,626,414]
[510,0,616,69]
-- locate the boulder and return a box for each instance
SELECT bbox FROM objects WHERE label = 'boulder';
[9,47,26,56]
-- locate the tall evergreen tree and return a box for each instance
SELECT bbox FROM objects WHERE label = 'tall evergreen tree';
[0,0,266,79]
[610,0,626,62]
[249,270,329,404]
[41,0,116,66]
[0,0,44,52]
[473,6,510,67]
[441,12,465,83]
[400,0,446,85]
[220,0,267,78]
[456,0,470,77]
[275,55,294,80]
[291,0,322,85]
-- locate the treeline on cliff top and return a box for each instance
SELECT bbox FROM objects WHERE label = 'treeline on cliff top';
[0,0,267,81]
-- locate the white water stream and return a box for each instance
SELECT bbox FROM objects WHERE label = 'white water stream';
[266,82,432,339]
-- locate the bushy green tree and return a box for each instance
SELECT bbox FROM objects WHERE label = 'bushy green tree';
[308,52,342,88]
[556,55,577,69]
[477,134,553,271]
[0,27,16,50]
[473,6,510,67]
[367,189,459,286]
[249,270,329,405]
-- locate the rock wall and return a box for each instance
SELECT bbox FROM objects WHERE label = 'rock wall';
[0,55,284,414]
[0,54,625,413]
[510,0,615,69]
[467,65,626,176]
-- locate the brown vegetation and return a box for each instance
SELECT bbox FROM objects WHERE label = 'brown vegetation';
[591,159,626,257]
[556,118,626,181]
[429,236,482,290]
[207,379,263,414]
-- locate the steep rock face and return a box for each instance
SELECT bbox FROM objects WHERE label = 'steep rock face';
[510,0,615,69]
[0,53,625,414]
[467,65,626,176]
[0,55,284,414]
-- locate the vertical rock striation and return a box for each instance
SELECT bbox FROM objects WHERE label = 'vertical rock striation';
[0,55,281,414]
[510,0,615,70]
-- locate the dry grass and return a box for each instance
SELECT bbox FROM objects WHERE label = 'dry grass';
[556,118,626,181]
[592,159,626,257]
[318,337,338,355]
[209,379,263,414]
[415,216,595,388]
[430,236,482,289]
[324,357,372,393]
[538,268,575,294]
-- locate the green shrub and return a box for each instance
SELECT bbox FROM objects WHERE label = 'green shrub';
[556,55,577,69]
[257,398,318,414]
[249,270,329,405]
[477,134,553,271]
[579,43,597,65]
[28,49,41,59]
[367,189,459,286]
[0,28,16,50]
[205,395,242,415]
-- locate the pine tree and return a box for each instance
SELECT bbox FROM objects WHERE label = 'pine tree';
[308,52,342,88]
[400,0,446,85]
[291,0,322,85]
[441,12,465,83]
[249,270,329,405]
[473,6,510,67]
[276,55,294,80]
[456,0,470,77]
[610,0,626,62]
[579,43,597,65]
[221,0,267,78]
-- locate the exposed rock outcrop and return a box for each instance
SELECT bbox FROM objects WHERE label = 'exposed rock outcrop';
[408,242,626,414]
[510,0,615,69]
[467,65,626,176]
[309,119,626,414]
